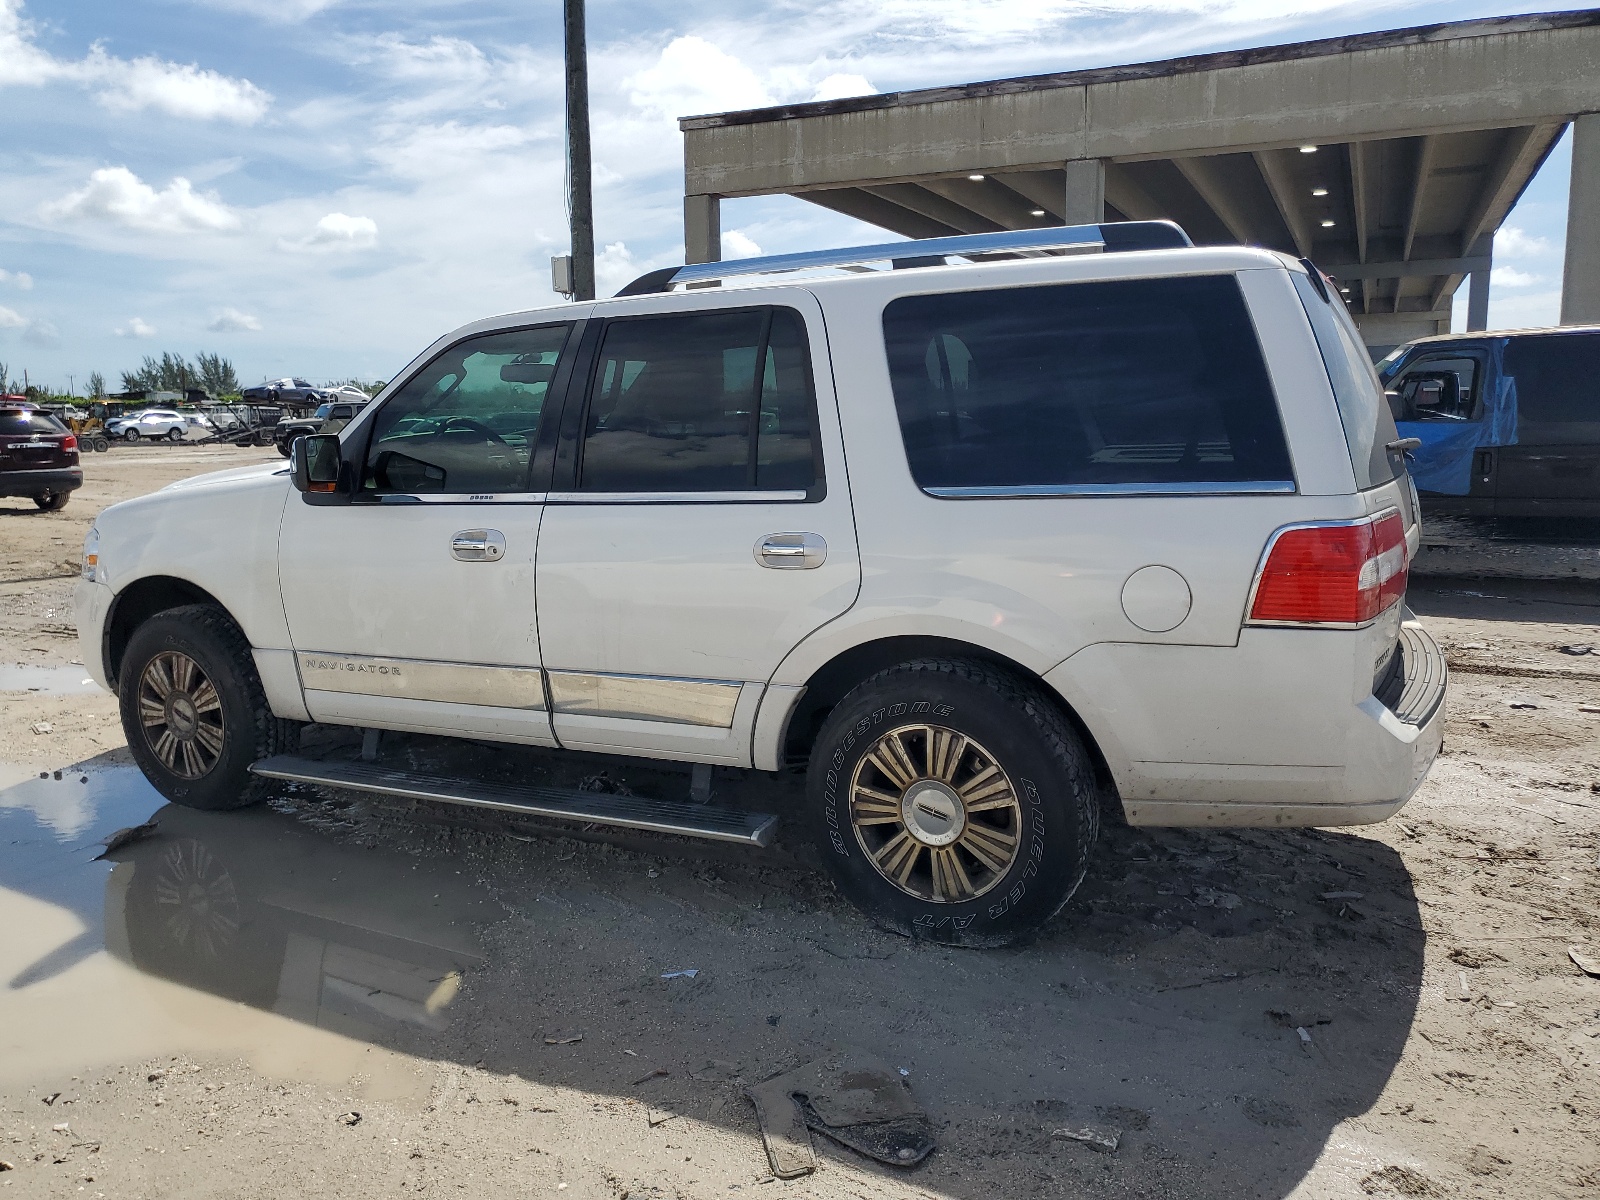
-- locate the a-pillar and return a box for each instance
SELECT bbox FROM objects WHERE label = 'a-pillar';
[1063,159,1106,226]
[1466,234,1492,331]
[1561,113,1600,325]
[684,194,721,266]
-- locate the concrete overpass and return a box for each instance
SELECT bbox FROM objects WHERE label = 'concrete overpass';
[679,11,1600,353]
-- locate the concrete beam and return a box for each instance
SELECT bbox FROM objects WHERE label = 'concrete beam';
[1401,135,1435,263]
[1461,123,1563,256]
[798,187,958,239]
[1348,141,1371,263]
[1324,255,1490,279]
[683,17,1600,197]
[862,183,1000,233]
[1562,113,1600,325]
[923,176,1047,229]
[1173,156,1255,243]
[1103,163,1167,221]
[1064,159,1106,225]
[684,194,720,265]
[1253,149,1312,257]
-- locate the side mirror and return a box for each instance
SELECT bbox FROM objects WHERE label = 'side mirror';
[291,434,353,503]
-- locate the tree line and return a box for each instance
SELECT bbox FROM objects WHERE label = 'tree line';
[119,352,240,397]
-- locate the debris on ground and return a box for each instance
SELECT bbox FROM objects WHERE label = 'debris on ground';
[1194,887,1241,909]
[647,1106,677,1127]
[94,820,158,860]
[30,721,52,734]
[1506,700,1539,710]
[1569,947,1600,978]
[1053,1125,1121,1153]
[336,1112,361,1126]
[543,1032,584,1046]
[1359,1164,1443,1196]
[1321,890,1364,900]
[660,969,698,980]
[577,772,635,797]
[1559,644,1594,655]
[633,1069,668,1085]
[748,1053,934,1178]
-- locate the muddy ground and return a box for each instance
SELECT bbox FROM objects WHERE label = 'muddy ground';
[1,448,1597,1199]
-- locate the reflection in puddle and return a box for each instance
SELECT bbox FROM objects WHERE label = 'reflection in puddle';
[0,761,493,1091]
[0,664,104,694]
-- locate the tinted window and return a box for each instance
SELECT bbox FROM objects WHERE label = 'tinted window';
[363,324,572,495]
[1292,273,1400,488]
[578,307,817,493]
[0,412,64,435]
[1503,334,1600,444]
[882,275,1292,492]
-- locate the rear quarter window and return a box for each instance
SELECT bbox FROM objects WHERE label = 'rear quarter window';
[1291,272,1400,489]
[1502,333,1600,444]
[881,274,1294,493]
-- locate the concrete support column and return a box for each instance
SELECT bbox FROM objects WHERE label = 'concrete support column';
[1561,113,1600,325]
[684,194,721,265]
[1063,159,1106,226]
[1467,258,1492,332]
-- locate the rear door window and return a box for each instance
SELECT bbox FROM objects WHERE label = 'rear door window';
[577,307,819,494]
[1291,272,1401,488]
[1502,333,1600,444]
[881,274,1293,493]
[1389,354,1483,422]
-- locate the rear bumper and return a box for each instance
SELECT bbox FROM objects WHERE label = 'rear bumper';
[1046,616,1447,828]
[0,467,82,497]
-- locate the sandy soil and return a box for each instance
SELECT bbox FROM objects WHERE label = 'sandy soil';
[1,448,1597,1199]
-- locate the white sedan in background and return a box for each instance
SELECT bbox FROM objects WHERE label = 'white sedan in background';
[105,409,188,442]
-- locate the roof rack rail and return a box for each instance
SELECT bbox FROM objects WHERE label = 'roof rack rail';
[616,220,1191,297]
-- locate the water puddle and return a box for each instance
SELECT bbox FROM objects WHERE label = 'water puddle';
[0,760,493,1098]
[0,664,104,694]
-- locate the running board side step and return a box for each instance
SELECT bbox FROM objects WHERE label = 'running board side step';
[249,755,779,847]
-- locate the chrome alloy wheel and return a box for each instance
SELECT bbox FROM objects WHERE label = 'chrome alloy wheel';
[138,651,226,779]
[850,724,1023,902]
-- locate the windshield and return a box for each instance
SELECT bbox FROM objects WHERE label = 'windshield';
[314,404,332,419]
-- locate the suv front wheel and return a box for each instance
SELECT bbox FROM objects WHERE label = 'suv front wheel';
[808,658,1099,947]
[118,604,299,810]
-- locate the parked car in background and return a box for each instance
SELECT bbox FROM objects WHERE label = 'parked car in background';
[76,221,1445,946]
[1380,326,1600,518]
[105,409,188,442]
[1,402,80,510]
[274,398,370,458]
[242,378,326,409]
[322,385,373,404]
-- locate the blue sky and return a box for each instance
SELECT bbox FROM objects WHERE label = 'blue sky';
[0,0,1584,392]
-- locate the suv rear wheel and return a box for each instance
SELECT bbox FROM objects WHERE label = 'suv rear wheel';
[123,428,140,442]
[118,604,298,810]
[33,491,69,512]
[808,658,1099,947]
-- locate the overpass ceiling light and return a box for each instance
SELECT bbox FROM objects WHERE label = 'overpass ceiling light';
[1311,187,1329,196]
[1030,209,1046,216]
[1299,144,1319,153]
[967,173,986,181]
[1320,219,1336,227]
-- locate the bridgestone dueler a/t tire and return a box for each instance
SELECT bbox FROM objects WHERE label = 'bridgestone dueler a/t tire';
[808,658,1099,947]
[118,604,299,810]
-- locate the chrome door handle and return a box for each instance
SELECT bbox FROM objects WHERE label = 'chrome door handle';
[756,533,826,569]
[451,529,505,561]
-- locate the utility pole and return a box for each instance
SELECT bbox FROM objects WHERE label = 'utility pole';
[564,0,595,301]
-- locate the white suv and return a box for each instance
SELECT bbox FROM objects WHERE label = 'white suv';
[75,222,1445,945]
[106,409,187,442]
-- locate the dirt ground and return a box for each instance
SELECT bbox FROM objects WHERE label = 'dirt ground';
[1,448,1597,1199]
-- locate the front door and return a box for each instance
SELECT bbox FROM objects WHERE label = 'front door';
[534,292,860,764]
[278,319,579,744]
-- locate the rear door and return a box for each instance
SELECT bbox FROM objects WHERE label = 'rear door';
[1384,345,1493,509]
[1496,333,1600,516]
[533,290,859,765]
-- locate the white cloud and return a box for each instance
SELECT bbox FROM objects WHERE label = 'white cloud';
[723,229,763,259]
[1492,266,1540,288]
[810,73,876,102]
[186,0,340,21]
[281,211,378,253]
[1495,226,1552,259]
[208,307,262,332]
[115,317,157,338]
[43,167,241,234]
[594,241,639,298]
[628,37,771,119]
[0,0,270,122]
[90,52,272,123]
[0,306,25,329]
[0,268,31,290]
[23,318,58,347]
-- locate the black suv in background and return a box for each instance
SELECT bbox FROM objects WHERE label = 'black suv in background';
[0,402,81,511]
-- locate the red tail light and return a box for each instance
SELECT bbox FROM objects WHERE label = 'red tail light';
[1248,510,1408,627]
[62,434,78,452]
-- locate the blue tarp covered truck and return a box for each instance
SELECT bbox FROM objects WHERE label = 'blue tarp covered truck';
[1378,327,1600,518]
